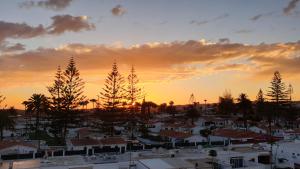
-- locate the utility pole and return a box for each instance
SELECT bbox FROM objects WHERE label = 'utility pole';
[204,99,207,114]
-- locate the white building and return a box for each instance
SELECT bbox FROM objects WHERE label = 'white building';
[0,140,37,157]
[271,140,300,169]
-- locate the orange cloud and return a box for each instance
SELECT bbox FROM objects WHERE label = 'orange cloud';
[1,39,300,108]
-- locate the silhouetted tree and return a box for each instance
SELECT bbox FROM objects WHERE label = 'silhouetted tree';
[218,90,235,115]
[158,103,167,113]
[61,58,86,141]
[267,71,288,103]
[266,71,288,168]
[143,101,158,118]
[90,99,97,109]
[284,84,298,128]
[186,104,199,124]
[26,94,49,149]
[47,66,64,110]
[22,101,31,135]
[100,61,125,111]
[79,100,89,110]
[167,101,176,117]
[266,71,288,120]
[255,89,265,113]
[126,65,142,106]
[47,66,66,144]
[236,93,252,130]
[0,109,15,140]
[62,58,86,110]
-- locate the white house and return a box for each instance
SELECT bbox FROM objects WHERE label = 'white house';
[67,138,99,151]
[184,135,208,146]
[249,126,267,134]
[0,140,37,156]
[272,140,300,168]
[147,122,163,133]
[100,137,127,153]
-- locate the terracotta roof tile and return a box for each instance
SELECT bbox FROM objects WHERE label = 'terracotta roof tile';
[213,129,262,139]
[160,130,192,139]
[0,140,37,150]
[70,139,99,146]
[100,137,126,145]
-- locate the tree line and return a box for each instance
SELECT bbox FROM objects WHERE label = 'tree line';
[217,71,298,129]
[0,58,299,146]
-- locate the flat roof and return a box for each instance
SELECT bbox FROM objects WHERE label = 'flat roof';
[138,158,194,169]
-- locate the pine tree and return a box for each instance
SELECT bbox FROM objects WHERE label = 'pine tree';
[47,66,66,144]
[100,61,125,111]
[61,57,85,142]
[266,71,288,167]
[47,58,86,144]
[126,65,142,107]
[255,89,265,117]
[47,66,64,110]
[62,57,86,110]
[267,71,288,104]
[256,89,264,103]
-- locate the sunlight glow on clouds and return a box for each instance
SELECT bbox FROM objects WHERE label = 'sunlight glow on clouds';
[1,0,300,108]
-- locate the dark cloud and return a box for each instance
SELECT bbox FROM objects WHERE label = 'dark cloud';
[0,15,94,51]
[250,12,274,21]
[284,0,300,15]
[218,38,230,44]
[235,29,253,34]
[0,42,25,52]
[0,21,46,45]
[47,15,95,34]
[251,14,263,21]
[20,0,73,11]
[190,20,209,26]
[0,21,46,42]
[111,5,126,16]
[190,14,229,26]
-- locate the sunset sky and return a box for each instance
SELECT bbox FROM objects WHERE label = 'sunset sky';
[0,0,300,109]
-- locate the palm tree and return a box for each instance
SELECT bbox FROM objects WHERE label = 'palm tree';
[167,101,176,117]
[90,99,97,109]
[186,104,199,124]
[26,94,49,148]
[22,101,30,135]
[79,100,89,110]
[0,109,15,140]
[142,101,157,118]
[236,93,252,130]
